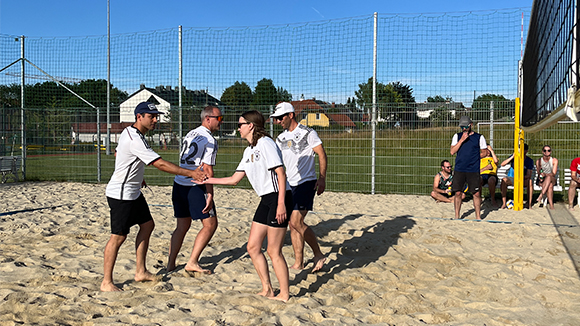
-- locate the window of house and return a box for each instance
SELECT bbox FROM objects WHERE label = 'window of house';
[316,113,321,120]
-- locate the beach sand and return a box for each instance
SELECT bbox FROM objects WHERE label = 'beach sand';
[1,181,580,325]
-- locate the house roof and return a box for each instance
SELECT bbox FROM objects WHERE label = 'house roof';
[327,113,356,128]
[290,100,326,117]
[126,85,222,107]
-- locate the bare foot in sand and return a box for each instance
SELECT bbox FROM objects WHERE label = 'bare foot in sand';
[272,294,289,303]
[289,263,305,271]
[100,281,122,292]
[257,288,275,298]
[134,270,161,283]
[257,288,288,302]
[184,263,212,275]
[311,256,326,273]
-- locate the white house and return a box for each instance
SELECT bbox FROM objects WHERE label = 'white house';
[120,89,171,123]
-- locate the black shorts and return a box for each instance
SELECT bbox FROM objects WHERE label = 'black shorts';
[107,194,153,235]
[481,174,497,186]
[253,191,293,228]
[172,182,215,220]
[291,179,317,211]
[452,171,480,194]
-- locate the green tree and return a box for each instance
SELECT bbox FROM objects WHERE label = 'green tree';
[354,77,402,109]
[252,78,278,107]
[277,86,292,102]
[388,81,415,103]
[427,95,450,102]
[220,81,253,109]
[472,93,514,121]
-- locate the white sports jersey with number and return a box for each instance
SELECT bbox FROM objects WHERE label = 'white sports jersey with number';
[276,123,322,186]
[106,126,161,200]
[236,137,289,197]
[174,126,217,186]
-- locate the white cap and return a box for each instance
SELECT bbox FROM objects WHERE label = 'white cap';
[270,102,295,118]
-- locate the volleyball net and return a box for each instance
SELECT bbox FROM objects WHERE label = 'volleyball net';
[521,0,579,131]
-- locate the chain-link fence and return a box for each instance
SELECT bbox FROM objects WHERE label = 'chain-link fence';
[4,102,579,196]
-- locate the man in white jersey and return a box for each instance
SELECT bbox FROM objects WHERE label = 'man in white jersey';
[167,106,222,274]
[272,102,327,272]
[101,102,206,292]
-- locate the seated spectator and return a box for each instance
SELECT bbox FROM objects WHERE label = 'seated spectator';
[536,145,558,209]
[480,145,499,206]
[500,143,534,209]
[431,160,465,203]
[568,157,580,210]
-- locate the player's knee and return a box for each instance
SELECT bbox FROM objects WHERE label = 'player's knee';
[203,216,218,231]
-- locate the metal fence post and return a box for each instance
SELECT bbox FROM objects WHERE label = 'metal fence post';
[179,26,183,146]
[490,100,494,148]
[371,12,378,194]
[20,35,26,180]
[106,0,111,156]
[97,107,101,183]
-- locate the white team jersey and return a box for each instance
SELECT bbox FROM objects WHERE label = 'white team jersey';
[276,123,322,186]
[106,126,161,201]
[236,137,290,197]
[174,126,217,186]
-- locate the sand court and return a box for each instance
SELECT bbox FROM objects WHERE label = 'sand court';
[1,181,580,325]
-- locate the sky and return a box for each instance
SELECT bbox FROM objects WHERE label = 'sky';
[0,0,533,37]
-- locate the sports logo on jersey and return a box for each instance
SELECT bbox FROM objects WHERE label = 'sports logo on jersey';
[251,150,261,162]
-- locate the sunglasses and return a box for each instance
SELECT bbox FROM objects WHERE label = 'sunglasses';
[460,125,469,130]
[274,113,289,121]
[543,149,551,153]
[444,166,452,169]
[238,122,250,128]
[208,115,223,122]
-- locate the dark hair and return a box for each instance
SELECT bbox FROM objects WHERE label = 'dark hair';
[524,143,529,151]
[441,159,450,167]
[241,110,271,147]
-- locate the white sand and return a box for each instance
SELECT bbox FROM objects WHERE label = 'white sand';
[1,181,580,325]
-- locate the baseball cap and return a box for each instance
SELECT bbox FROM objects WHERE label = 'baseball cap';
[134,102,164,116]
[458,116,472,127]
[270,102,295,118]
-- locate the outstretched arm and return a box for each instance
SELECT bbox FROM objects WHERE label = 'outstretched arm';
[151,159,206,181]
[500,154,514,167]
[201,171,246,186]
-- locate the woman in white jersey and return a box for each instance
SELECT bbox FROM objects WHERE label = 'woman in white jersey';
[200,110,292,302]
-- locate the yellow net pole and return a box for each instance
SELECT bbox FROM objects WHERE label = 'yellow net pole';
[513,98,524,211]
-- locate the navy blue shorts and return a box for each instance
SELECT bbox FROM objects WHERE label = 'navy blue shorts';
[107,193,153,235]
[172,182,215,220]
[291,179,317,211]
[253,191,293,228]
[481,174,497,186]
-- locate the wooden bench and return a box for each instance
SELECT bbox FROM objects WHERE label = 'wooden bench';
[564,168,579,206]
[0,156,21,183]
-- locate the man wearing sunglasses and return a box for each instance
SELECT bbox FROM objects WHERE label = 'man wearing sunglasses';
[431,160,465,203]
[167,106,223,274]
[272,102,327,272]
[450,116,487,219]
